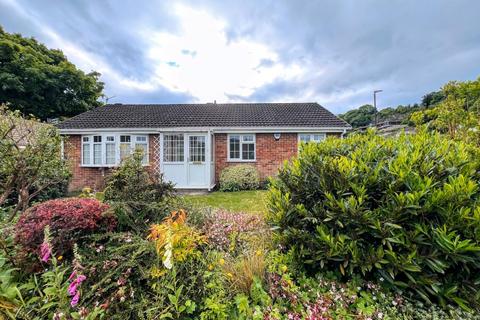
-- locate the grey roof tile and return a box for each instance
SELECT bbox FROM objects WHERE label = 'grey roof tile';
[57,103,350,129]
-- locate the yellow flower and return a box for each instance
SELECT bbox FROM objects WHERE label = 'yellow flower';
[219,258,225,266]
[226,273,233,279]
[255,250,262,256]
[208,264,214,271]
[280,265,288,273]
[57,255,63,261]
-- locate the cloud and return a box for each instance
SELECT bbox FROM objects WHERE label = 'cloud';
[1,0,480,113]
[145,4,304,102]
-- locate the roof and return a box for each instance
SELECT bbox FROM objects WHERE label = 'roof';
[57,102,350,130]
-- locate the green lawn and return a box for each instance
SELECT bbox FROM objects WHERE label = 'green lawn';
[182,190,268,214]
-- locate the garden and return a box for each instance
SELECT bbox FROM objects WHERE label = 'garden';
[3,97,480,319]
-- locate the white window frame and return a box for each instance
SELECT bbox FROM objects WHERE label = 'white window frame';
[298,133,326,146]
[227,133,256,162]
[80,134,149,167]
[163,133,185,164]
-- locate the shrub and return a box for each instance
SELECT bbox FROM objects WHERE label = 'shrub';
[103,151,175,233]
[0,106,71,218]
[219,165,260,192]
[202,210,267,254]
[15,198,115,257]
[103,150,174,203]
[268,130,480,309]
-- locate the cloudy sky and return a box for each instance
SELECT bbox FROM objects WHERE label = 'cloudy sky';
[1,0,479,113]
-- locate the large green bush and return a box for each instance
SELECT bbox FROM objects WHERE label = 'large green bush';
[103,151,175,233]
[268,130,480,309]
[219,165,260,191]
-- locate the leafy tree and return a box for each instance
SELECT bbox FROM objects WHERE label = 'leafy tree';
[340,103,422,128]
[339,104,375,128]
[421,90,445,108]
[0,105,71,219]
[0,26,104,120]
[412,78,480,144]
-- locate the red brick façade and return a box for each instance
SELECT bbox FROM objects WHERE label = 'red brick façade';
[64,132,340,191]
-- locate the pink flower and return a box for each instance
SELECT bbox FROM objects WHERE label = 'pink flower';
[40,241,51,263]
[70,292,80,307]
[68,271,77,281]
[68,274,87,307]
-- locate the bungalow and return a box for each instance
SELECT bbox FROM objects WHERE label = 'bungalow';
[58,102,351,191]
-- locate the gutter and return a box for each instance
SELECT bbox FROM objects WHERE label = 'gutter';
[59,126,352,135]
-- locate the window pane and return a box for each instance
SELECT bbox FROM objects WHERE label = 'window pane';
[299,134,310,142]
[106,136,115,142]
[120,135,131,143]
[313,134,325,142]
[242,135,254,142]
[120,143,131,160]
[94,136,102,143]
[93,144,102,164]
[105,143,116,164]
[189,136,205,162]
[82,136,89,142]
[163,134,184,162]
[229,135,240,159]
[135,143,148,164]
[136,136,147,142]
[82,144,90,164]
[242,143,255,160]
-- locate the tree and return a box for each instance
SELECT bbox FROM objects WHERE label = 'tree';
[421,90,445,108]
[0,26,104,120]
[339,104,375,128]
[411,78,480,144]
[0,105,71,219]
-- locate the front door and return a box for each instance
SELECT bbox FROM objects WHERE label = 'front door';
[161,133,209,188]
[186,134,207,187]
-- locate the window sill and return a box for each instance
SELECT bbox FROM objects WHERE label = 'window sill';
[226,159,257,163]
[80,164,150,168]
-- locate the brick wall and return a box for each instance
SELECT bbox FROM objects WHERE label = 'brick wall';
[214,133,299,183]
[64,134,159,192]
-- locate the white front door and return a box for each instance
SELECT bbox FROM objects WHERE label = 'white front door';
[161,133,209,188]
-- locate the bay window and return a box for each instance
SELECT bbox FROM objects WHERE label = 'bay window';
[228,134,255,161]
[81,134,148,166]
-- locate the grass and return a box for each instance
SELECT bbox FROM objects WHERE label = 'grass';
[182,190,268,214]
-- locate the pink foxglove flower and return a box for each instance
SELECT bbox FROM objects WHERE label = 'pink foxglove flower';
[68,274,86,306]
[71,292,80,307]
[68,271,77,281]
[40,241,51,263]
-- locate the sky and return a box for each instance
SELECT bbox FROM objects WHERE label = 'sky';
[1,0,479,114]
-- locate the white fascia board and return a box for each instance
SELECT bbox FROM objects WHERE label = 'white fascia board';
[211,126,351,133]
[59,128,159,134]
[155,126,351,133]
[59,126,352,135]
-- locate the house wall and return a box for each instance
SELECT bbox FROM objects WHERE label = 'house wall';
[64,134,159,192]
[65,131,342,191]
